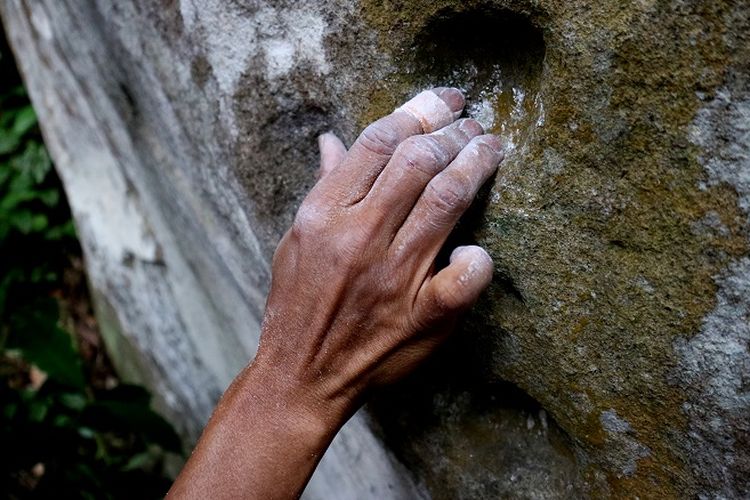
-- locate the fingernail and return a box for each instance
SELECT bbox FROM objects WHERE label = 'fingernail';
[451,246,493,267]
[480,134,504,154]
[458,118,484,136]
[437,87,465,113]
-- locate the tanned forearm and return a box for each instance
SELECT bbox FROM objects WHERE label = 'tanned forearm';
[168,358,350,499]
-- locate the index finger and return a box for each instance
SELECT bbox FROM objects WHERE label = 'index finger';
[316,88,465,205]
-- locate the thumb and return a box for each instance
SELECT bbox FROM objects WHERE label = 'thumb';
[416,246,493,323]
[317,132,347,179]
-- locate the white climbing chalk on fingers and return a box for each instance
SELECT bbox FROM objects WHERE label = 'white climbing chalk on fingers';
[396,90,456,133]
[451,246,494,286]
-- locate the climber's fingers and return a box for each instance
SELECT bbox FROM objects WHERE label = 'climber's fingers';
[391,135,504,263]
[358,118,484,235]
[313,88,465,206]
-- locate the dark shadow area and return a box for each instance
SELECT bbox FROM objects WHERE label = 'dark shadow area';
[368,336,580,499]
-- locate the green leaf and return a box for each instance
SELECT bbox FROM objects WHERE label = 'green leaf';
[11,105,38,138]
[0,162,11,185]
[78,426,96,439]
[59,392,88,411]
[7,298,86,389]
[0,188,38,212]
[86,387,183,454]
[9,209,35,233]
[0,133,19,155]
[38,188,60,206]
[122,450,156,471]
[31,213,49,232]
[28,398,50,422]
[53,413,73,428]
[24,327,85,390]
[10,142,51,182]
[6,210,47,234]
[7,169,33,194]
[29,265,55,283]
[45,220,77,240]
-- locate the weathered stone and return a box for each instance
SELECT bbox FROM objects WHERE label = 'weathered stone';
[2,0,748,497]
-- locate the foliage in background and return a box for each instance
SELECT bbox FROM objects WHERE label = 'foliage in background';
[0,33,181,499]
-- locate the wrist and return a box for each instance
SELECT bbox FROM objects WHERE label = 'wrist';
[232,353,356,448]
[169,352,354,499]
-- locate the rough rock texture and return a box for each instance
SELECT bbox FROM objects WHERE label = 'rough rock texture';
[2,0,749,497]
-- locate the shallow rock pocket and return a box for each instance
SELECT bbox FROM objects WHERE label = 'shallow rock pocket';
[408,7,546,154]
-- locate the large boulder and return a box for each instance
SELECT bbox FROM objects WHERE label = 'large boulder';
[2,0,748,497]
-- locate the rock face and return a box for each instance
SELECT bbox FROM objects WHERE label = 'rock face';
[2,0,748,497]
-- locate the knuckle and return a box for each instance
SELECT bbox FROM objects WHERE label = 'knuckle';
[292,202,327,237]
[397,136,446,175]
[426,175,470,215]
[359,119,400,156]
[331,225,370,263]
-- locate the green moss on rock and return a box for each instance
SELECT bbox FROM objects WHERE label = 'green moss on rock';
[359,0,749,497]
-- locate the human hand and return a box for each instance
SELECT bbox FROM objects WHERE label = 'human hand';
[170,88,504,499]
[256,87,504,422]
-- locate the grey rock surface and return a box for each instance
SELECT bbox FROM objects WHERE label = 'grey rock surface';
[2,0,748,497]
